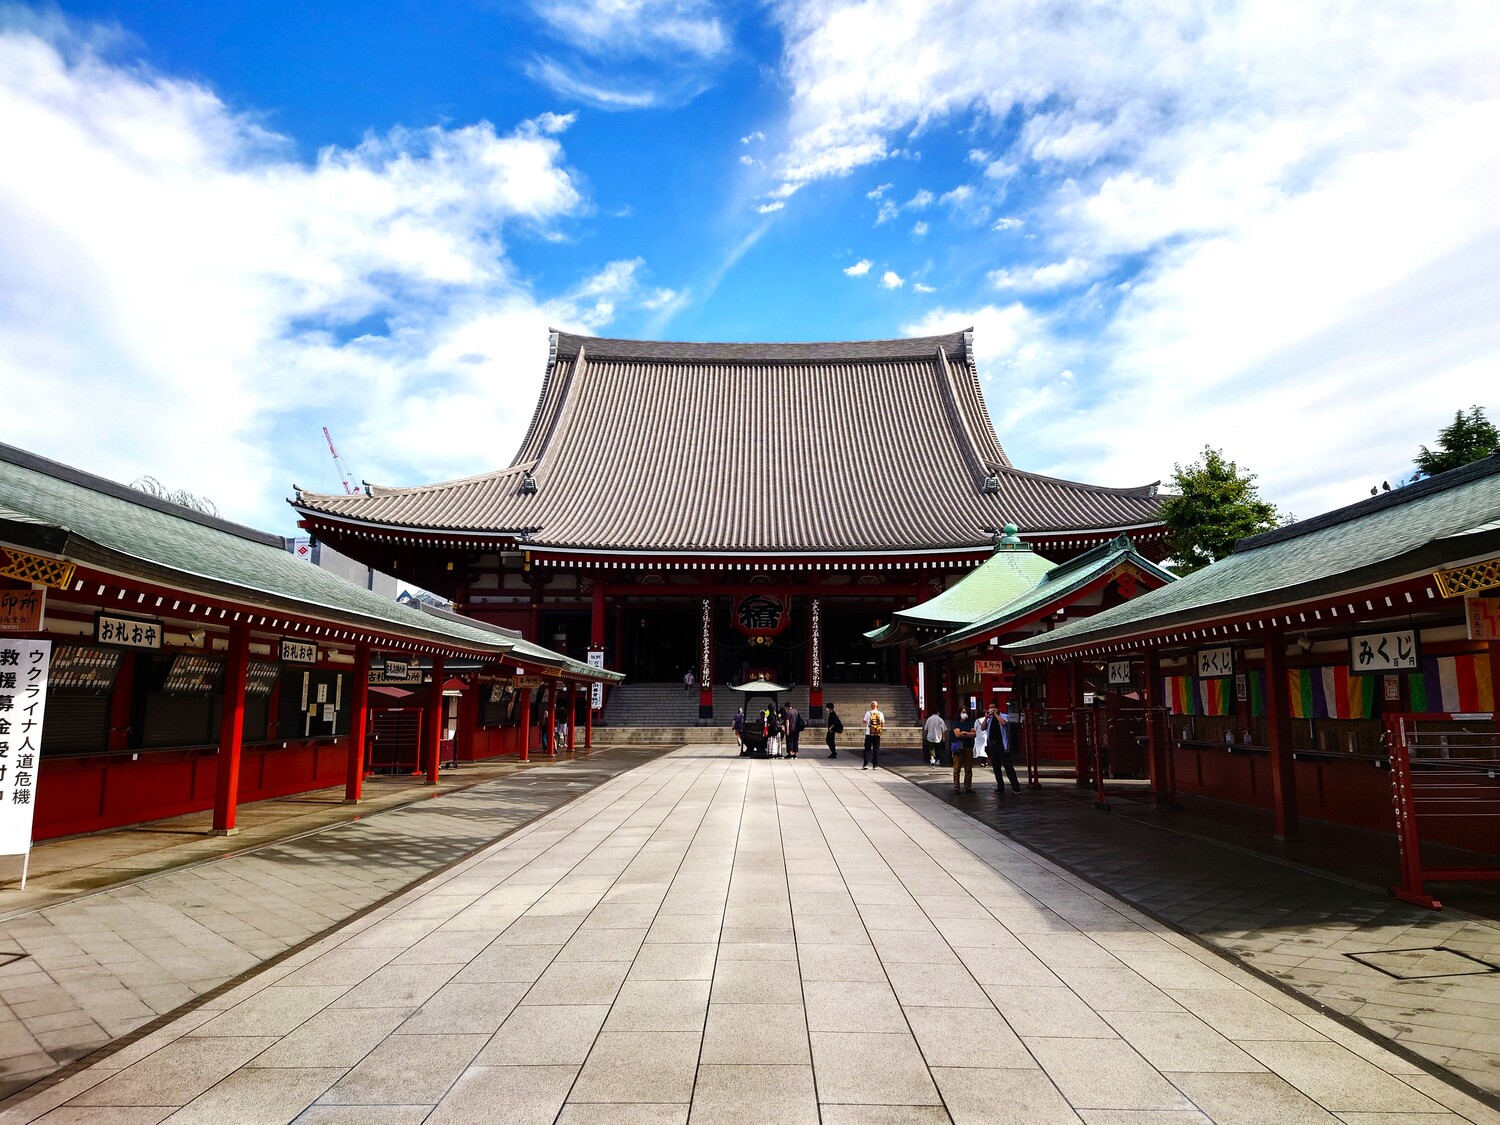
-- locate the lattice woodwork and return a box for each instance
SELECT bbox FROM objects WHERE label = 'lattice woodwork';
[0,548,76,590]
[1433,555,1500,598]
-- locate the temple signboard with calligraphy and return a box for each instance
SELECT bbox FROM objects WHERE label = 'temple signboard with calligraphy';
[1348,629,1419,673]
[0,589,44,632]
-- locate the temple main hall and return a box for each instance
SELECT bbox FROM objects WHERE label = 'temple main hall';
[292,330,1167,722]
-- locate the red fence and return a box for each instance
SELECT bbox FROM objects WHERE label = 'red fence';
[1385,712,1500,909]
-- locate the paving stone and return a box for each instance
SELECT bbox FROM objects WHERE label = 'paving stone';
[247,1005,412,1068]
[809,1031,941,1105]
[425,1064,577,1125]
[626,943,717,981]
[688,1063,817,1124]
[603,979,711,1032]
[159,1065,343,1124]
[570,1031,701,1103]
[316,1033,488,1104]
[476,1003,610,1066]
[931,1066,1082,1124]
[70,1036,278,1107]
[700,1003,810,1064]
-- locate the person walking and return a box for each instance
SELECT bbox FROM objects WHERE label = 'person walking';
[732,706,746,754]
[922,709,946,766]
[767,705,784,757]
[683,669,695,694]
[951,708,977,793]
[825,703,843,757]
[784,703,804,759]
[862,699,885,770]
[987,704,1022,794]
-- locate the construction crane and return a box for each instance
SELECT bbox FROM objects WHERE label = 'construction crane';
[322,427,360,495]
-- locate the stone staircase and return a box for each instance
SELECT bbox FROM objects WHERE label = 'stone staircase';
[600,681,919,729]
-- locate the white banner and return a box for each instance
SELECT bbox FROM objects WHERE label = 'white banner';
[588,649,605,710]
[0,639,50,857]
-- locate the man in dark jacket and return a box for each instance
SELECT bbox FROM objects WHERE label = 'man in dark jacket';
[783,704,804,758]
[825,704,843,757]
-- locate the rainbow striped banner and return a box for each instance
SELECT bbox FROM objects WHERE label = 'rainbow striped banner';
[1246,670,1266,717]
[1196,676,1230,716]
[1405,654,1495,714]
[1162,675,1196,715]
[1287,666,1378,720]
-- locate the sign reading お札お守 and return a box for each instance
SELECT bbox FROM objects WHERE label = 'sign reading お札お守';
[0,640,50,856]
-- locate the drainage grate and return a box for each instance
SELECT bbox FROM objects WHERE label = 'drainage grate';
[1347,946,1500,980]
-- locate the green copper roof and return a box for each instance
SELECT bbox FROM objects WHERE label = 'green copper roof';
[1007,455,1500,657]
[0,443,616,678]
[933,535,1175,652]
[895,547,1058,629]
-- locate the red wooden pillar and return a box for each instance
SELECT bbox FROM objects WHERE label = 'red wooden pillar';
[1071,658,1088,789]
[567,684,577,752]
[1144,648,1170,807]
[107,653,135,752]
[591,583,606,649]
[546,680,558,755]
[212,622,250,835]
[344,642,370,803]
[1261,630,1300,840]
[1489,640,1500,739]
[519,687,532,762]
[585,686,594,748]
[425,655,445,785]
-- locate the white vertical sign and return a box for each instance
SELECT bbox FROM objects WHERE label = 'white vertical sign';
[587,648,604,709]
[0,639,50,871]
[917,661,925,713]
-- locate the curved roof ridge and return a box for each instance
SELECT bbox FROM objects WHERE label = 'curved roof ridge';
[298,462,535,504]
[510,329,565,467]
[993,463,1161,497]
[551,328,970,363]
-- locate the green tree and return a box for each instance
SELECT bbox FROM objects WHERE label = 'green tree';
[1415,406,1498,477]
[1159,447,1281,574]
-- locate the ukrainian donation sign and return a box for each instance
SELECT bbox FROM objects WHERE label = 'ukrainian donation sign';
[0,639,50,883]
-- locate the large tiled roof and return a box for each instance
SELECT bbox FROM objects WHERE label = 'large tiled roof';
[0,443,614,677]
[294,330,1164,553]
[1006,455,1500,657]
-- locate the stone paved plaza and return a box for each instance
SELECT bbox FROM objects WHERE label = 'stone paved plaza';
[3,746,1495,1124]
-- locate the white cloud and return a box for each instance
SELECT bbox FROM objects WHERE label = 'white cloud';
[741,130,765,144]
[756,200,785,213]
[770,0,1500,517]
[529,0,728,109]
[880,270,903,289]
[913,282,935,293]
[874,199,898,224]
[532,0,728,59]
[912,221,928,237]
[0,21,668,530]
[739,153,760,167]
[842,258,871,276]
[990,257,1095,292]
[866,182,892,199]
[907,189,934,209]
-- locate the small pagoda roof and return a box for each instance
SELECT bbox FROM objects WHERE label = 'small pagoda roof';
[931,534,1174,653]
[1005,455,1500,659]
[293,329,1164,554]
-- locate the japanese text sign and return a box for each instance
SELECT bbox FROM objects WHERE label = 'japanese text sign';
[0,639,49,856]
[1107,661,1132,685]
[1349,629,1419,674]
[280,638,318,665]
[0,589,44,632]
[1196,647,1233,679]
[588,649,604,710]
[1466,597,1500,641]
[95,613,162,650]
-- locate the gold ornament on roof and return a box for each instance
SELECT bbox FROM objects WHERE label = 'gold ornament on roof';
[0,548,76,590]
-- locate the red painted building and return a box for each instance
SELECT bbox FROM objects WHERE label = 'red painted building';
[293,330,1168,722]
[0,445,618,841]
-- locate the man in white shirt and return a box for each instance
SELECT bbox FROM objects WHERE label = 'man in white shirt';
[922,710,946,766]
[862,700,885,770]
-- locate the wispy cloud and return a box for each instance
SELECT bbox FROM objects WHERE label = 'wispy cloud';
[529,0,730,109]
[880,270,903,289]
[843,258,871,276]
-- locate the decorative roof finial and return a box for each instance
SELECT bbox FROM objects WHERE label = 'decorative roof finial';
[981,473,1000,494]
[991,523,1026,552]
[520,472,538,495]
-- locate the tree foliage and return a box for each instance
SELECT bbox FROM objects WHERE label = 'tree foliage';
[131,475,220,517]
[1159,447,1281,575]
[1415,406,1498,477]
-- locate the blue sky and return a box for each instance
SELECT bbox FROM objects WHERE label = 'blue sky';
[2,0,1497,534]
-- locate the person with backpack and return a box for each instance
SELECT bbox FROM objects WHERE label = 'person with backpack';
[784,704,804,758]
[862,699,885,769]
[766,706,784,757]
[825,703,843,758]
